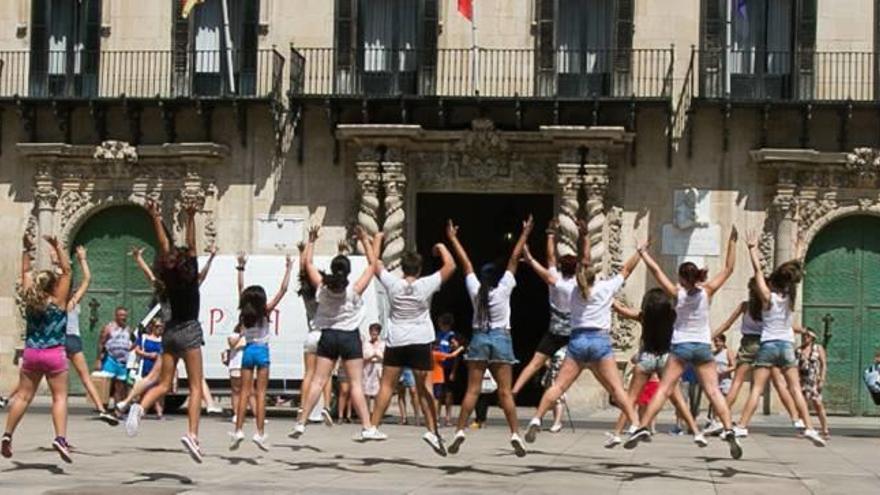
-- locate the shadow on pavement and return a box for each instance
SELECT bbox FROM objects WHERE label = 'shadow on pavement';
[275,458,376,474]
[122,472,195,485]
[356,456,515,477]
[218,455,260,466]
[272,443,323,453]
[2,461,67,475]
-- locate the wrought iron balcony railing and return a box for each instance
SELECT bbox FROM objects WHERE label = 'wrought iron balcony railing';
[0,48,285,99]
[289,47,673,99]
[697,48,879,101]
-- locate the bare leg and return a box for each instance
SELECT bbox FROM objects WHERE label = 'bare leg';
[45,371,69,438]
[614,369,649,434]
[299,357,335,421]
[122,365,161,406]
[456,362,488,431]
[512,351,549,395]
[235,368,254,432]
[812,398,829,435]
[725,363,750,408]
[636,357,686,428]
[739,366,770,427]
[694,362,733,429]
[533,358,582,420]
[770,367,799,421]
[397,386,408,424]
[414,370,438,433]
[338,381,351,422]
[592,358,639,426]
[369,366,403,427]
[138,354,177,412]
[297,352,317,423]
[668,383,700,434]
[255,367,269,435]
[4,371,41,435]
[781,366,815,430]
[182,350,205,438]
[342,359,372,430]
[69,352,107,413]
[201,379,217,410]
[409,386,421,426]
[230,375,241,419]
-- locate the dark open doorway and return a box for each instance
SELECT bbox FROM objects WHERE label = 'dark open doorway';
[416,192,555,406]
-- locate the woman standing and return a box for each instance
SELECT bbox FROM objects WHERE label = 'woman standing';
[513,220,578,396]
[798,329,830,438]
[734,231,826,447]
[229,252,292,450]
[2,234,74,462]
[624,228,743,460]
[362,323,385,414]
[124,201,207,463]
[133,318,165,418]
[525,227,644,447]
[445,216,533,458]
[290,226,381,440]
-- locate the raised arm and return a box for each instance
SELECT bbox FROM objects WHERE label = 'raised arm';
[745,230,771,306]
[45,236,72,305]
[620,239,648,280]
[637,241,677,298]
[353,227,380,295]
[433,242,457,283]
[184,204,197,257]
[236,252,247,297]
[267,254,293,313]
[712,301,746,338]
[68,246,91,309]
[130,246,157,285]
[545,220,559,269]
[523,244,558,286]
[612,300,641,321]
[198,244,217,285]
[446,220,473,275]
[20,233,34,292]
[704,226,738,297]
[577,219,591,267]
[506,214,534,275]
[303,227,323,289]
[145,200,171,257]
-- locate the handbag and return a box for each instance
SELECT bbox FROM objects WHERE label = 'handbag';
[480,369,497,394]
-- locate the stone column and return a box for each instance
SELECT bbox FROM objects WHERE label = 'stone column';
[771,170,798,268]
[33,166,58,269]
[555,162,581,257]
[381,157,407,273]
[355,153,382,246]
[583,160,609,272]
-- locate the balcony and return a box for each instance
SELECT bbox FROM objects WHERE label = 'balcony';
[0,48,285,100]
[696,48,879,102]
[289,47,673,99]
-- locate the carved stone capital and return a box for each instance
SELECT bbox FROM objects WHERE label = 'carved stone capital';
[34,181,59,211]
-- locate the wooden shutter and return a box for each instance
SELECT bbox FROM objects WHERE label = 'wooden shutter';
[535,0,556,96]
[238,0,260,94]
[172,0,191,96]
[795,0,817,98]
[29,0,48,96]
[419,0,439,94]
[613,0,634,95]
[700,0,726,97]
[335,0,357,93]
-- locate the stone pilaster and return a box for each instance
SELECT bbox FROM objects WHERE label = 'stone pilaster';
[771,169,798,268]
[555,161,581,257]
[583,160,609,272]
[381,158,407,273]
[355,152,382,248]
[33,165,58,269]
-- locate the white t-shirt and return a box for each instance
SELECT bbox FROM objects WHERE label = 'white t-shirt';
[568,274,624,331]
[761,293,794,343]
[671,287,711,344]
[313,285,364,332]
[243,318,271,345]
[465,271,517,330]
[66,304,81,337]
[378,270,442,347]
[548,267,576,313]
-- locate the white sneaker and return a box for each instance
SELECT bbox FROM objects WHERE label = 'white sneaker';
[422,431,447,457]
[229,430,245,450]
[252,432,269,451]
[180,434,203,463]
[230,415,237,424]
[447,430,466,455]
[803,428,827,447]
[704,419,724,436]
[510,433,527,458]
[115,401,129,414]
[356,427,388,442]
[733,426,749,438]
[289,422,306,439]
[549,423,563,433]
[321,408,334,427]
[793,419,806,430]
[206,405,223,415]
[604,433,622,449]
[693,433,709,447]
[524,418,541,444]
[125,404,144,437]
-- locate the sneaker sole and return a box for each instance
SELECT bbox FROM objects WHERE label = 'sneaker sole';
[726,438,743,460]
[604,440,621,449]
[447,436,465,455]
[423,437,447,457]
[229,438,243,451]
[807,436,827,448]
[253,440,269,452]
[52,443,72,464]
[289,431,304,439]
[321,410,334,427]
[180,438,203,464]
[524,424,540,444]
[99,416,120,427]
[623,432,648,450]
[511,440,527,458]
[694,440,709,448]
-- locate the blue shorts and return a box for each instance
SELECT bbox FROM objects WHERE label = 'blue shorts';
[399,368,416,388]
[465,328,517,364]
[671,342,714,365]
[241,343,270,369]
[636,351,668,374]
[566,328,613,364]
[755,340,797,368]
[101,356,128,381]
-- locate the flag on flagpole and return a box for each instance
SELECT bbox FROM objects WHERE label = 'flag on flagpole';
[458,0,473,21]
[181,0,205,19]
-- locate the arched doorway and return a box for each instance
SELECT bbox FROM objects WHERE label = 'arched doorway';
[69,205,158,394]
[803,215,880,416]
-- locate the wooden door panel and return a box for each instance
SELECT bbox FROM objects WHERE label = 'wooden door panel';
[802,305,857,414]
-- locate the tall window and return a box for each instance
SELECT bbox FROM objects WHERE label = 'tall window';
[728,0,792,80]
[30,0,101,97]
[556,0,612,76]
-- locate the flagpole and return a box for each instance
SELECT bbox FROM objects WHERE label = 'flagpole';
[471,0,479,95]
[220,0,236,94]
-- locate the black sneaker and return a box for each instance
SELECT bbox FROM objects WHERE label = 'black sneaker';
[1,433,12,458]
[720,429,743,460]
[52,437,73,463]
[97,411,120,426]
[623,427,652,449]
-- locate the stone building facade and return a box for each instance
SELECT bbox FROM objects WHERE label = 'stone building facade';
[0,0,878,415]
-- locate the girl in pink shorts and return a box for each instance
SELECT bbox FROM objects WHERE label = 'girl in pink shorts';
[2,234,75,463]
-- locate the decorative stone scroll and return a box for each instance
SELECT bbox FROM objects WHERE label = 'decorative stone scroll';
[381,161,407,273]
[555,163,581,256]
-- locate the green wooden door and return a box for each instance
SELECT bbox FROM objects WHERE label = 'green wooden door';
[69,205,158,394]
[803,215,880,416]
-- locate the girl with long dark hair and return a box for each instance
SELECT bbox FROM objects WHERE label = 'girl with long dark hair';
[446,216,533,457]
[604,288,705,448]
[229,251,292,450]
[524,224,644,447]
[735,231,826,447]
[625,228,743,460]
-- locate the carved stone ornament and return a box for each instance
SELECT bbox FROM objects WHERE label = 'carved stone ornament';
[456,118,513,181]
[845,147,880,179]
[93,140,138,163]
[611,294,637,352]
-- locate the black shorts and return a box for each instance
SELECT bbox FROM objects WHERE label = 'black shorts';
[316,329,363,361]
[536,332,570,357]
[383,343,432,371]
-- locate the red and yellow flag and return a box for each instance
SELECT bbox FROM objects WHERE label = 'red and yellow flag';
[458,0,473,21]
[181,0,205,19]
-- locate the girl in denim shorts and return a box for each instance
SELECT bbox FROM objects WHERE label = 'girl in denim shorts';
[525,224,645,448]
[445,216,532,458]
[605,288,705,449]
[735,231,826,448]
[229,252,293,451]
[625,227,743,460]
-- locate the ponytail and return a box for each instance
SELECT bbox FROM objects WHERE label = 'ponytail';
[321,255,351,293]
[21,269,56,313]
[576,265,597,299]
[475,263,501,329]
[769,260,803,309]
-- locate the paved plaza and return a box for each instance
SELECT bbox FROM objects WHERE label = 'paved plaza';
[1,398,877,494]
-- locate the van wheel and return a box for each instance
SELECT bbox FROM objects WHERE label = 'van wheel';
[163,395,187,413]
